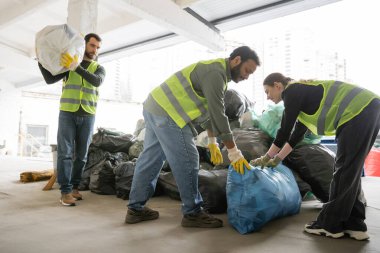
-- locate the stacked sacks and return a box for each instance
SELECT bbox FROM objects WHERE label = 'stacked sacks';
[79,128,134,194]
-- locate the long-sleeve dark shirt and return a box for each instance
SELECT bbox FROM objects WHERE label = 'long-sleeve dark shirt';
[38,60,106,115]
[273,83,323,148]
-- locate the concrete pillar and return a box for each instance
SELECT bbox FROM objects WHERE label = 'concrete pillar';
[67,0,98,36]
[0,81,22,156]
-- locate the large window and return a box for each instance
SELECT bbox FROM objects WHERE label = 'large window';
[23,125,49,157]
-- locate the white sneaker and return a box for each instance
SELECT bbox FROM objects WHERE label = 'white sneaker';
[344,230,369,241]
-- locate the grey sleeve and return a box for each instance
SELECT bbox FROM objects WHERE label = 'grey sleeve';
[75,64,106,87]
[200,70,233,142]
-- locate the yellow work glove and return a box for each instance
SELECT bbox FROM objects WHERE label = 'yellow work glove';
[60,52,79,71]
[208,143,223,165]
[265,156,282,168]
[250,153,271,169]
[227,146,250,174]
[207,137,223,165]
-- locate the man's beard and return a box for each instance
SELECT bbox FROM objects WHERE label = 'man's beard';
[85,51,96,60]
[231,63,242,82]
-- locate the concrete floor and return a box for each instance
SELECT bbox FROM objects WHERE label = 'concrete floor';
[0,155,379,253]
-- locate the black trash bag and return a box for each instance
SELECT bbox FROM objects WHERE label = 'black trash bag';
[289,169,312,198]
[158,171,181,201]
[79,145,107,190]
[114,161,136,200]
[79,146,128,191]
[200,162,214,171]
[113,160,164,200]
[89,159,116,195]
[198,168,228,214]
[229,119,241,130]
[91,127,136,153]
[197,146,212,165]
[161,160,172,173]
[220,128,272,167]
[158,167,228,214]
[283,144,334,203]
[224,89,254,121]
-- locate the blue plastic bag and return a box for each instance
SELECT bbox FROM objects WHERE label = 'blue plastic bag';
[227,164,301,234]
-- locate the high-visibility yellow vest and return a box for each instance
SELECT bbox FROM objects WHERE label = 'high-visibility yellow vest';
[60,61,99,114]
[294,80,379,136]
[151,58,227,128]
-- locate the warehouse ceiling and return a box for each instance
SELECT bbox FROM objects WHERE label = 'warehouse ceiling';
[0,0,341,92]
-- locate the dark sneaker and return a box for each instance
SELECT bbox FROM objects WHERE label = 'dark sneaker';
[125,207,159,224]
[181,210,223,228]
[304,221,344,239]
[72,189,83,200]
[60,193,76,206]
[344,230,369,241]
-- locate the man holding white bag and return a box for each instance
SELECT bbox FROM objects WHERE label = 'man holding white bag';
[38,33,106,206]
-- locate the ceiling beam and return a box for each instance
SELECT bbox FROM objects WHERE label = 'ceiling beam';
[67,0,98,35]
[120,0,225,51]
[98,0,204,34]
[213,0,342,31]
[0,43,37,74]
[14,77,45,89]
[0,0,51,29]
[100,33,186,62]
[174,0,202,8]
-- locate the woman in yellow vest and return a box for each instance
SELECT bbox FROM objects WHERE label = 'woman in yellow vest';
[252,72,380,241]
[125,46,261,228]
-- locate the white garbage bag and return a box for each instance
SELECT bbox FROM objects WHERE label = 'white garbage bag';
[35,24,85,75]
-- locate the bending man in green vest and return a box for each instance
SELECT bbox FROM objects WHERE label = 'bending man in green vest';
[252,72,380,240]
[125,46,261,228]
[38,33,106,206]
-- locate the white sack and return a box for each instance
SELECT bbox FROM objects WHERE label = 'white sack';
[35,24,85,75]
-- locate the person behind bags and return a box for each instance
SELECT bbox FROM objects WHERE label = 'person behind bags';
[252,72,380,240]
[38,33,106,206]
[125,46,261,228]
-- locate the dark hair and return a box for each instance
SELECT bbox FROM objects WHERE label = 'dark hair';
[263,72,292,87]
[84,33,102,43]
[229,46,261,66]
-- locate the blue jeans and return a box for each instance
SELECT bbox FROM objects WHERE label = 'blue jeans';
[128,109,203,215]
[57,111,95,194]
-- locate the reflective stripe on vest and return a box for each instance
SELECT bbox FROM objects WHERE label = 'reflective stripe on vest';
[316,81,342,134]
[60,61,99,114]
[151,58,227,128]
[296,80,379,136]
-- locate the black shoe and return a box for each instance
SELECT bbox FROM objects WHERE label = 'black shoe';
[125,207,159,224]
[181,210,223,228]
[304,221,344,239]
